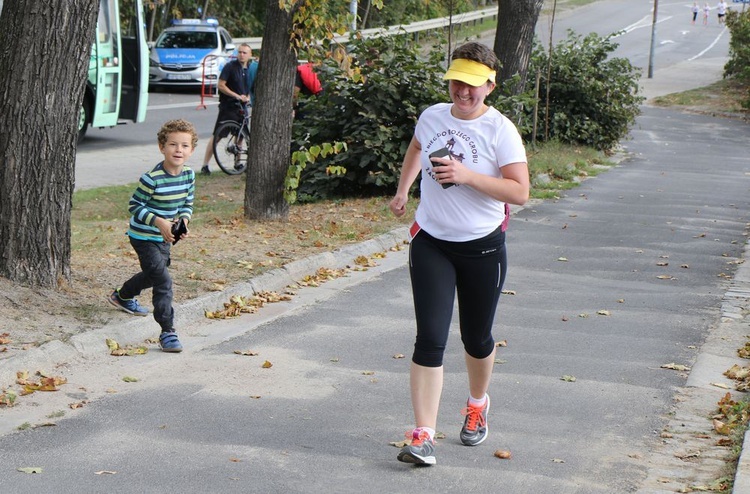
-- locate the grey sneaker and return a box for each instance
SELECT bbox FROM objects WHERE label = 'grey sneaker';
[397,429,436,465]
[108,290,149,316]
[460,395,490,446]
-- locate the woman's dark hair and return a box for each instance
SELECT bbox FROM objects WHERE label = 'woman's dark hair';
[451,42,498,72]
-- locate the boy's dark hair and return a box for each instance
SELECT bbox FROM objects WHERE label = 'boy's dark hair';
[157,119,199,149]
[451,42,498,73]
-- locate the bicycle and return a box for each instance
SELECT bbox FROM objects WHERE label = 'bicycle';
[212,102,251,175]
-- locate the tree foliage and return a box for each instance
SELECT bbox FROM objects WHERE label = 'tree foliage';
[287,30,643,202]
[724,8,750,107]
[290,34,446,202]
[143,0,266,40]
[528,31,643,151]
[245,0,382,219]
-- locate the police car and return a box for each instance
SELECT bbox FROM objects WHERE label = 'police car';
[149,19,235,88]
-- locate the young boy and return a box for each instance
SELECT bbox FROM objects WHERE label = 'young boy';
[108,119,198,353]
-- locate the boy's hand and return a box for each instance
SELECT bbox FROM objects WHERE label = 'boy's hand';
[155,217,175,243]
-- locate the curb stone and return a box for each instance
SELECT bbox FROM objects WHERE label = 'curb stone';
[0,227,409,389]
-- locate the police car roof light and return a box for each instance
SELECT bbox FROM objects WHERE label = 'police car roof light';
[172,18,219,26]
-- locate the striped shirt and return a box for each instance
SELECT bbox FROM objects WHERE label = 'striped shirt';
[127,162,195,242]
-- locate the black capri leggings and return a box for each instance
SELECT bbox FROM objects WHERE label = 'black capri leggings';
[408,226,507,367]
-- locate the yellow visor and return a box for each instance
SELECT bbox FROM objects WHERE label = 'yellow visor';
[443,58,496,87]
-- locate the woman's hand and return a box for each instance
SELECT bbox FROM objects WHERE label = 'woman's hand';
[430,154,467,186]
[389,193,408,217]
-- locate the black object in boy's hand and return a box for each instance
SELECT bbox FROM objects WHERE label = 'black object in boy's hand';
[429,147,455,189]
[171,218,187,245]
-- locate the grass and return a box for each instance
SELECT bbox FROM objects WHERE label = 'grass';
[651,78,750,116]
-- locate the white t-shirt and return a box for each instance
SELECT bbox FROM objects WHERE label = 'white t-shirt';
[717,2,727,15]
[413,103,527,242]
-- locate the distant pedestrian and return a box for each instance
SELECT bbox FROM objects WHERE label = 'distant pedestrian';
[389,41,529,466]
[717,0,728,24]
[703,2,711,25]
[692,1,700,24]
[108,119,198,353]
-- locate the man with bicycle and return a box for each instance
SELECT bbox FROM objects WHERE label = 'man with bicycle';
[201,42,257,175]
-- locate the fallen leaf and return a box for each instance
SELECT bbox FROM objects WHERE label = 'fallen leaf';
[496,340,508,347]
[110,345,148,356]
[557,257,568,262]
[710,382,730,389]
[661,363,691,372]
[17,467,43,474]
[362,371,375,375]
[250,395,261,399]
[389,439,410,448]
[94,470,117,475]
[261,360,273,369]
[0,389,18,407]
[674,449,700,460]
[561,375,577,382]
[501,289,516,295]
[596,310,610,316]
[561,315,569,321]
[494,450,512,459]
[233,350,259,356]
[656,275,675,280]
[714,419,731,435]
[122,376,139,382]
[229,458,242,463]
[392,354,405,359]
[552,458,565,463]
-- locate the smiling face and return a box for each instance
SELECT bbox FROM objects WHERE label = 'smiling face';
[448,79,496,120]
[159,131,195,173]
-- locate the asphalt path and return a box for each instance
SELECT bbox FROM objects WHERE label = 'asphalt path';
[3,105,749,493]
[5,1,750,492]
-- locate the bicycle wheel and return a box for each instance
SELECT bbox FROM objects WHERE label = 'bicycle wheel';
[213,121,248,175]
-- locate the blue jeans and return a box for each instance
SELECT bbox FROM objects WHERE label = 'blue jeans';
[119,238,173,332]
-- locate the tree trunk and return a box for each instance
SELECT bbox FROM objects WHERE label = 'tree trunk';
[244,0,299,220]
[493,0,544,95]
[0,0,97,287]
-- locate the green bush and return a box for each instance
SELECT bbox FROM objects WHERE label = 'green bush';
[725,9,750,108]
[291,34,446,201]
[291,29,643,201]
[528,31,643,151]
